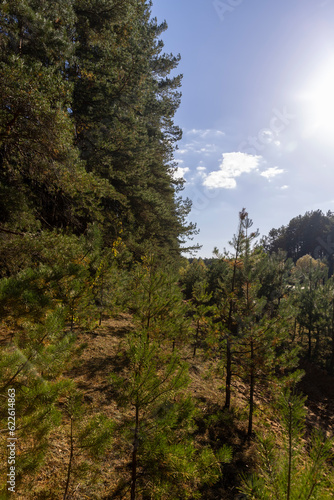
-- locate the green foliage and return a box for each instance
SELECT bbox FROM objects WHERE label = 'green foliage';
[255,249,294,317]
[240,389,334,499]
[288,256,329,360]
[0,316,75,496]
[141,436,231,499]
[62,391,114,498]
[111,331,232,499]
[179,259,208,300]
[1,0,196,267]
[69,0,197,254]
[0,1,199,493]
[1,0,334,496]
[188,280,216,357]
[263,209,334,274]
[115,331,189,411]
[128,254,191,346]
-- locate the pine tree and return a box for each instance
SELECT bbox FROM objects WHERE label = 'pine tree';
[291,256,328,359]
[212,210,300,432]
[234,215,299,437]
[212,209,251,410]
[179,258,208,300]
[0,303,76,495]
[256,249,293,318]
[62,391,114,500]
[129,254,190,348]
[0,0,107,236]
[189,280,214,358]
[112,331,232,499]
[70,0,197,255]
[240,389,334,499]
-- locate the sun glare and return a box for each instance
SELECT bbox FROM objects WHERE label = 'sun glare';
[299,58,334,141]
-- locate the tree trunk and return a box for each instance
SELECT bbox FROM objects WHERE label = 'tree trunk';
[224,338,232,409]
[193,320,200,358]
[330,299,334,373]
[130,405,140,500]
[247,339,255,437]
[99,274,104,326]
[287,402,292,500]
[63,417,74,500]
[314,326,320,359]
[308,323,312,359]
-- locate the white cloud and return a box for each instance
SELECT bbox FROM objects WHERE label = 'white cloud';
[280,185,289,190]
[195,165,207,180]
[260,166,284,180]
[203,152,262,189]
[257,129,281,147]
[260,129,274,143]
[186,128,225,139]
[173,166,190,180]
[174,129,226,166]
[199,145,217,153]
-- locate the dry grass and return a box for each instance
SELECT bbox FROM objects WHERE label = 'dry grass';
[6,315,334,499]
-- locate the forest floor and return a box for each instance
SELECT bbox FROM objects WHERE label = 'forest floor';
[299,359,334,438]
[15,315,334,500]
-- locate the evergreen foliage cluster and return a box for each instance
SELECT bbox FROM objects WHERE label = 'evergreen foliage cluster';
[0,0,198,258]
[0,0,334,498]
[263,209,334,274]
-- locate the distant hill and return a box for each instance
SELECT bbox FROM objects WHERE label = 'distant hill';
[262,209,334,274]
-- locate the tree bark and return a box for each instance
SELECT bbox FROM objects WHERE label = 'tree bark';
[287,402,292,500]
[130,405,139,500]
[224,338,232,409]
[247,339,255,437]
[63,417,74,500]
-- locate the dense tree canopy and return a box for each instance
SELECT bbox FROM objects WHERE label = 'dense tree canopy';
[263,210,334,273]
[2,1,334,498]
[0,0,197,259]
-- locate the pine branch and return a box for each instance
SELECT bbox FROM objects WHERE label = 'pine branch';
[0,225,25,237]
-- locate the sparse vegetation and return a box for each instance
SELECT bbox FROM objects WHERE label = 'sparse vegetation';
[1,1,334,498]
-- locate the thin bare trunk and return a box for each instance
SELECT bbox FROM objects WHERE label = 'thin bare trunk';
[193,320,200,357]
[224,338,232,409]
[130,405,139,500]
[64,417,74,500]
[330,299,334,373]
[287,402,292,500]
[247,339,254,437]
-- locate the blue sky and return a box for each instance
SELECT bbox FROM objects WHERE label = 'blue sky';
[150,0,334,257]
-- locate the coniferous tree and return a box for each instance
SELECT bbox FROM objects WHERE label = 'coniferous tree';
[1,0,195,262]
[62,392,114,500]
[0,0,107,236]
[129,254,190,348]
[112,331,232,499]
[70,0,197,255]
[256,249,293,318]
[291,256,328,359]
[189,280,214,358]
[0,304,76,495]
[234,216,299,437]
[179,258,208,300]
[213,208,250,410]
[240,389,334,499]
[263,210,334,274]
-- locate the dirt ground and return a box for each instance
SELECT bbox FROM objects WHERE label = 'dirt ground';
[6,315,334,499]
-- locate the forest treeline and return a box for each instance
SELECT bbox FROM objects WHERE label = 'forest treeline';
[1,203,334,498]
[1,1,334,499]
[263,209,334,275]
[0,0,197,265]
